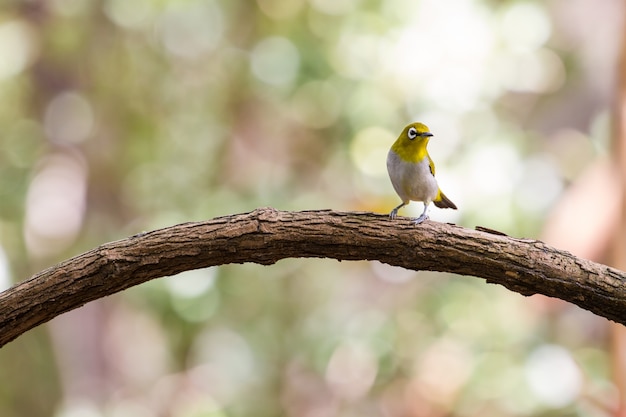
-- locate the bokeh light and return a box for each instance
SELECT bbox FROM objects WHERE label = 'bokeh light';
[0,246,10,291]
[44,91,94,144]
[157,0,223,59]
[251,36,300,87]
[524,344,583,408]
[0,20,37,80]
[24,150,88,258]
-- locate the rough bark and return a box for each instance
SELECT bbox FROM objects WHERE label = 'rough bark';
[1,207,625,348]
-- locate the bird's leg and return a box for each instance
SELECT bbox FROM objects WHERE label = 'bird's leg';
[389,201,407,219]
[413,203,430,224]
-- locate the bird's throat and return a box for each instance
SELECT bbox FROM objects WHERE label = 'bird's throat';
[391,139,429,163]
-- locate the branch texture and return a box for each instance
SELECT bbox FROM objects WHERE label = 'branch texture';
[1,208,625,347]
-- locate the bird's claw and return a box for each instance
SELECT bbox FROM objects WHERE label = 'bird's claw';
[413,214,429,225]
[389,209,398,220]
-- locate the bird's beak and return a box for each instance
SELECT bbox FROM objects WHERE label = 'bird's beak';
[422,132,433,137]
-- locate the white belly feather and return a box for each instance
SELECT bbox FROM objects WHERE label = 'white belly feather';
[387,150,439,204]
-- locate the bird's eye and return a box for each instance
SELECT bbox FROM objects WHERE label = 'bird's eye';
[407,127,418,140]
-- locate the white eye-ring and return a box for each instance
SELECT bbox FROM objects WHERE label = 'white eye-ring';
[407,127,418,140]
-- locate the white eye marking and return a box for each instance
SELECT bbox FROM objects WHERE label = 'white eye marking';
[407,127,418,139]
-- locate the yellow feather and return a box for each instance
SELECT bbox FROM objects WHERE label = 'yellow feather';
[390,122,432,164]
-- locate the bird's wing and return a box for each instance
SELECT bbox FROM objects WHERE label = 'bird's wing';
[428,155,436,176]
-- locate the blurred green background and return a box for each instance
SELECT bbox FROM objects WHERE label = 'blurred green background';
[0,0,624,416]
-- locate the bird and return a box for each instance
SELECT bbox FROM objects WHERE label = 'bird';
[387,122,457,224]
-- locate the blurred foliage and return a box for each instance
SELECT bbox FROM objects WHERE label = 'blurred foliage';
[0,0,621,416]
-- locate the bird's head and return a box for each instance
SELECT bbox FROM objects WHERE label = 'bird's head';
[391,122,433,162]
[402,122,433,143]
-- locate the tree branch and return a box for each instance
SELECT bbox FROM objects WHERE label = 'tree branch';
[2,207,625,347]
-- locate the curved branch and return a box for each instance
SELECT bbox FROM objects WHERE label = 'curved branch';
[1,207,625,347]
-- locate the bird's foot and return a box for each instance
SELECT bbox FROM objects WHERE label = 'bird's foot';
[412,214,429,225]
[389,209,398,220]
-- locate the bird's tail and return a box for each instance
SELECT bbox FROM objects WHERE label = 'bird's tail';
[434,190,457,210]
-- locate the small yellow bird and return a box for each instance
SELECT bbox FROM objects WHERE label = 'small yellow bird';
[387,122,457,224]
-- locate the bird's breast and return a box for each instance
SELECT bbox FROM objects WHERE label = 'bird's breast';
[387,150,439,203]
